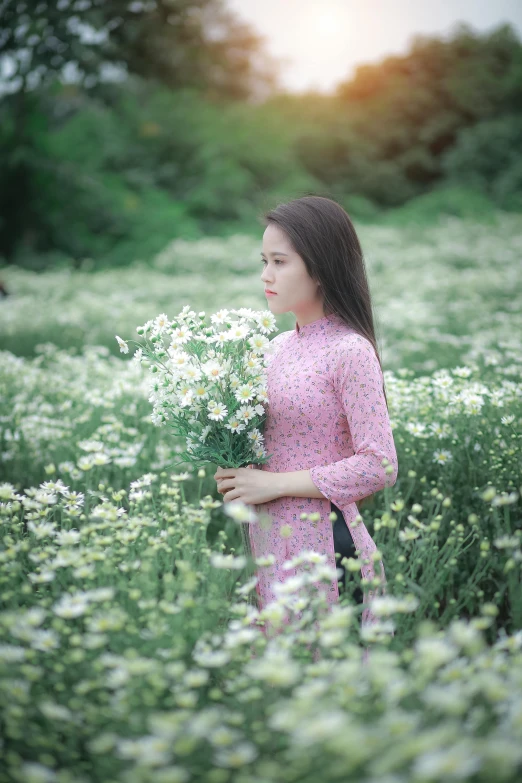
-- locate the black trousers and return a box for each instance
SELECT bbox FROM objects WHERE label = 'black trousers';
[331,501,364,605]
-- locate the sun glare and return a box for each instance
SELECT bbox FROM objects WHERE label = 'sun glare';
[317,13,339,36]
[227,0,356,93]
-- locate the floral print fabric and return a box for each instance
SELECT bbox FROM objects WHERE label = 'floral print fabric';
[249,312,398,629]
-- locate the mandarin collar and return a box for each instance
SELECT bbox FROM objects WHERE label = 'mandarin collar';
[294,312,343,337]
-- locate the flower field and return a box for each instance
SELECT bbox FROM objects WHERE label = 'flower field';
[0,213,521,782]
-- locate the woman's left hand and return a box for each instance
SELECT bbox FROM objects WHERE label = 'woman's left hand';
[214,466,281,505]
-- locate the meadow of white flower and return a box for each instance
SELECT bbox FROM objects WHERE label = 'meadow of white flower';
[2,213,522,371]
[0,214,521,782]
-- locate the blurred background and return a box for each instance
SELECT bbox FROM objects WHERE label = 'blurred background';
[1,0,522,364]
[1,0,521,270]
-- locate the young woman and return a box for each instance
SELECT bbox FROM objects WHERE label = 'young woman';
[214,195,398,631]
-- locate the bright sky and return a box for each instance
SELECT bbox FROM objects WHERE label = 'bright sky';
[226,0,522,93]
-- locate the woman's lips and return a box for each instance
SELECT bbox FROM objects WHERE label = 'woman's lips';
[265,290,277,296]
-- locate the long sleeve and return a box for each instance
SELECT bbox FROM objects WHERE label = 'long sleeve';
[309,334,398,507]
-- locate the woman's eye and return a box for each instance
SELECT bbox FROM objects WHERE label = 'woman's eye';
[260,259,282,265]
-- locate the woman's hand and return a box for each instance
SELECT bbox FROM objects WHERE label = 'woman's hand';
[214,465,281,505]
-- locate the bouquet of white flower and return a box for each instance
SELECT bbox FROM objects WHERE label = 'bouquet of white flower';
[116,305,278,472]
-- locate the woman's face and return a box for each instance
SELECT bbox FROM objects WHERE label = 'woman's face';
[260,223,323,320]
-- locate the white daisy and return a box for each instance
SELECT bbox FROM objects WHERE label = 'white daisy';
[211,309,230,325]
[55,529,81,546]
[248,333,269,353]
[235,307,256,318]
[154,313,171,332]
[177,381,192,397]
[192,384,209,400]
[168,350,190,368]
[180,390,195,408]
[199,425,212,442]
[406,421,427,437]
[132,347,144,365]
[235,384,256,403]
[208,401,228,421]
[228,323,251,341]
[115,335,129,354]
[203,360,226,380]
[255,312,277,334]
[433,449,453,465]
[181,365,202,382]
[237,405,256,423]
[247,429,263,444]
[53,593,90,618]
[225,417,246,433]
[244,354,263,372]
[212,331,231,345]
[170,326,192,346]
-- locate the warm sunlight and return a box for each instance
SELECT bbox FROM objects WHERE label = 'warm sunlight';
[228,0,358,93]
[280,1,355,91]
[316,12,340,37]
[227,0,522,93]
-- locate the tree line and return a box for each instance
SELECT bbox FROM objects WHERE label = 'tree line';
[1,1,521,267]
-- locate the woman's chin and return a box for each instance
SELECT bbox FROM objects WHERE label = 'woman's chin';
[265,298,285,314]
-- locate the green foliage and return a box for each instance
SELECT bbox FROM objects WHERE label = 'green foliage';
[380,185,498,225]
[332,193,382,223]
[0,0,282,267]
[0,0,277,99]
[2,81,324,267]
[21,164,200,269]
[318,23,522,205]
[441,114,522,210]
[1,23,522,268]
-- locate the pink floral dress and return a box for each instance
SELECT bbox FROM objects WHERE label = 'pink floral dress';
[249,312,398,630]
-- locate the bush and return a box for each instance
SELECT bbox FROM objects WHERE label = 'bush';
[380,185,498,225]
[441,114,522,210]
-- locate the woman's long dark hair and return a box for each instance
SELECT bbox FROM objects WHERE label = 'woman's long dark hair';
[261,195,389,408]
